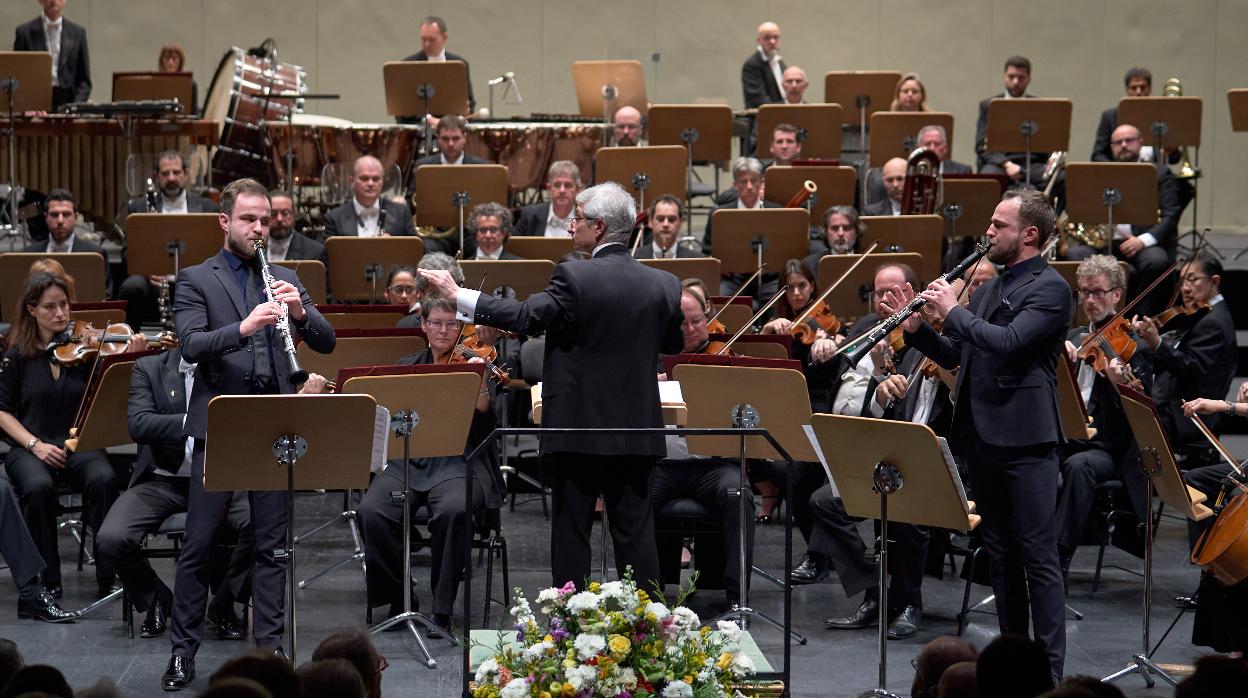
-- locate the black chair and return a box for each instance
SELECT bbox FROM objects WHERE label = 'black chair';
[1087,480,1141,592]
[655,496,725,592]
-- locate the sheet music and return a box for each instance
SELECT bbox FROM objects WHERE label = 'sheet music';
[937,436,970,513]
[802,424,838,498]
[372,405,391,473]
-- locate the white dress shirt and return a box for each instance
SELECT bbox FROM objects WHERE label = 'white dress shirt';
[758,46,783,96]
[43,15,62,86]
[46,232,75,254]
[475,247,502,261]
[266,234,292,262]
[736,197,763,210]
[426,50,447,62]
[154,361,196,478]
[160,191,188,215]
[651,241,676,258]
[353,198,382,237]
[545,207,572,238]
[439,152,465,165]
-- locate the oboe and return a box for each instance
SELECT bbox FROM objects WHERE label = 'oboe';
[252,239,309,385]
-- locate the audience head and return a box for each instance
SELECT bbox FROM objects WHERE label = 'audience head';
[209,650,300,698]
[419,15,449,56]
[573,181,636,250]
[1124,66,1152,96]
[976,634,1054,698]
[1109,123,1143,162]
[158,42,186,72]
[44,187,77,245]
[351,155,385,207]
[1046,676,1126,698]
[312,631,385,698]
[612,106,644,146]
[731,157,765,208]
[822,205,860,254]
[297,659,367,698]
[545,160,582,216]
[935,661,978,698]
[648,194,684,253]
[0,639,23,693]
[882,157,908,204]
[911,636,979,698]
[268,190,296,240]
[467,201,513,257]
[782,66,808,104]
[155,149,191,199]
[769,123,802,165]
[1003,55,1032,97]
[756,21,781,57]
[1175,655,1248,698]
[893,73,928,112]
[917,125,949,160]
[198,678,273,698]
[435,115,469,161]
[0,664,72,698]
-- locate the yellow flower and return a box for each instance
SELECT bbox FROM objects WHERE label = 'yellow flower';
[540,693,552,698]
[544,634,554,644]
[716,652,734,670]
[561,683,576,696]
[589,581,601,592]
[608,634,632,661]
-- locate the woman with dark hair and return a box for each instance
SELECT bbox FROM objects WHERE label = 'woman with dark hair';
[157,42,198,115]
[0,271,142,597]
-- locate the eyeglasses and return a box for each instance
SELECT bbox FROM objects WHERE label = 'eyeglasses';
[570,216,596,225]
[387,285,417,295]
[475,226,503,234]
[1076,287,1119,300]
[423,320,462,331]
[682,315,707,328]
[1182,274,1211,284]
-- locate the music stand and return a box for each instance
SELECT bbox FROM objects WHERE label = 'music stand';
[859,215,943,280]
[868,112,955,167]
[938,177,1001,243]
[595,146,688,212]
[816,252,924,322]
[824,71,902,202]
[125,213,221,278]
[1103,384,1214,688]
[457,259,554,300]
[984,99,1072,187]
[1055,354,1096,441]
[496,238,572,263]
[204,393,378,664]
[639,257,721,293]
[325,238,426,303]
[383,61,470,154]
[274,259,326,305]
[711,208,809,277]
[0,252,108,322]
[0,52,52,112]
[1118,96,1203,244]
[810,413,978,697]
[755,104,844,161]
[112,72,194,109]
[1065,163,1158,255]
[412,164,509,253]
[674,362,812,644]
[762,166,857,211]
[341,370,481,667]
[648,105,733,236]
[1230,89,1248,132]
[571,60,647,141]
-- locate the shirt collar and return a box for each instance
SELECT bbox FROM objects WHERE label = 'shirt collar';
[179,359,196,374]
[439,151,465,165]
[592,241,624,258]
[353,197,379,216]
[163,190,188,209]
[1004,253,1045,280]
[428,49,447,61]
[44,15,63,28]
[757,46,781,64]
[47,232,75,251]
[476,247,502,260]
[735,197,762,210]
[223,248,250,273]
[652,241,675,258]
[1211,293,1225,306]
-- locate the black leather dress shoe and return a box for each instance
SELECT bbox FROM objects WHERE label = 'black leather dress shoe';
[43,582,63,599]
[427,612,453,639]
[273,647,289,662]
[18,591,78,623]
[161,655,194,691]
[206,604,245,640]
[141,595,172,638]
[825,598,880,629]
[887,605,921,640]
[790,553,830,585]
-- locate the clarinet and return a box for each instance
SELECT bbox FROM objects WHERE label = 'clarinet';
[377,205,387,236]
[252,239,309,385]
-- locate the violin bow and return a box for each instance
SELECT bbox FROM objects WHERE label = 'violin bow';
[714,285,791,356]
[707,262,768,327]
[449,272,489,364]
[789,241,881,330]
[1076,257,1182,353]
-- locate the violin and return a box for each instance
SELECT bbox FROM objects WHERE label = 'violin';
[789,300,841,345]
[706,318,727,334]
[49,321,177,366]
[1152,302,1211,334]
[1076,316,1138,373]
[446,325,510,384]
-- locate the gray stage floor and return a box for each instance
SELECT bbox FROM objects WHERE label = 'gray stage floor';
[2,454,1221,698]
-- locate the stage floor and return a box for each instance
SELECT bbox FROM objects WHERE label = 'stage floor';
[4,447,1225,698]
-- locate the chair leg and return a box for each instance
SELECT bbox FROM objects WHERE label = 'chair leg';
[483,538,495,627]
[123,588,134,639]
[1093,513,1115,593]
[958,547,983,636]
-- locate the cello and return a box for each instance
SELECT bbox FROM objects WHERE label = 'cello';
[1188,415,1248,585]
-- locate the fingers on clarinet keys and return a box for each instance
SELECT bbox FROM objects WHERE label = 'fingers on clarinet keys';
[17,590,78,623]
[790,553,830,585]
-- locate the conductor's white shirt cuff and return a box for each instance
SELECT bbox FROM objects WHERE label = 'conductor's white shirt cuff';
[456,288,481,323]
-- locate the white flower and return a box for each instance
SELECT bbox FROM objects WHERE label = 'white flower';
[671,606,700,630]
[617,667,638,689]
[473,657,499,684]
[716,620,742,646]
[573,632,606,660]
[731,651,756,677]
[523,641,553,660]
[662,679,694,698]
[645,601,670,619]
[536,588,560,605]
[500,677,530,698]
[509,594,535,624]
[566,664,597,691]
[567,591,601,614]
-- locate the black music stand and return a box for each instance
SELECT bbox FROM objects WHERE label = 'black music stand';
[1065,163,1158,256]
[204,394,378,664]
[648,105,733,236]
[1118,96,1203,250]
[383,61,470,154]
[868,112,956,168]
[412,164,509,253]
[824,71,902,202]
[595,146,688,213]
[810,414,979,698]
[341,370,482,668]
[325,237,426,303]
[984,99,1071,187]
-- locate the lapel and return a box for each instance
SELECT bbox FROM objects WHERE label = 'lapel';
[27,20,48,51]
[341,203,359,235]
[287,234,304,257]
[57,24,74,80]
[210,251,248,318]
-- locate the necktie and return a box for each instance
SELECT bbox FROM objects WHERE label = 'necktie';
[244,265,276,390]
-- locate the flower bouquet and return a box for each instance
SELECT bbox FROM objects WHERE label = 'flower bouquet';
[472,570,755,698]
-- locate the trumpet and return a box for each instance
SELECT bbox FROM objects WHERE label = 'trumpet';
[253,239,309,386]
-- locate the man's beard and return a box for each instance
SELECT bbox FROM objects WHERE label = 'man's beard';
[269,224,293,241]
[830,239,854,255]
[161,182,185,199]
[227,233,260,259]
[1115,149,1139,163]
[987,237,1019,265]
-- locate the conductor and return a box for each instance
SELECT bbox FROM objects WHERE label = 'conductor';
[884,189,1072,680]
[419,182,684,591]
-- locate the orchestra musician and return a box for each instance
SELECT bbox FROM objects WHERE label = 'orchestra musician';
[418,181,684,591]
[262,191,326,264]
[706,158,782,296]
[513,161,582,238]
[24,188,112,297]
[833,263,921,419]
[1055,255,1154,582]
[975,56,1051,184]
[13,0,91,109]
[886,189,1073,679]
[1064,123,1188,317]
[766,123,802,168]
[323,156,417,239]
[157,42,198,115]
[802,205,862,278]
[387,266,421,327]
[634,195,704,259]
[1091,67,1180,163]
[741,21,785,109]
[0,270,145,600]
[357,296,502,635]
[651,287,754,609]
[917,125,973,174]
[863,157,907,217]
[401,16,475,112]
[782,66,809,105]
[412,115,488,168]
[162,179,335,690]
[611,107,645,147]
[891,73,929,112]
[463,202,522,261]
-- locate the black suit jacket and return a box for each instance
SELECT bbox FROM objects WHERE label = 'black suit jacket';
[472,244,683,455]
[400,50,476,111]
[1092,107,1118,162]
[1151,301,1237,447]
[703,200,782,255]
[633,244,705,259]
[514,202,552,236]
[975,93,1050,170]
[126,348,188,487]
[861,198,896,217]
[1132,162,1186,252]
[14,16,91,107]
[24,236,113,297]
[173,250,335,439]
[1066,325,1154,457]
[412,152,489,168]
[880,345,954,436]
[741,50,784,109]
[322,198,417,238]
[125,195,217,215]
[284,232,328,266]
[908,254,1073,448]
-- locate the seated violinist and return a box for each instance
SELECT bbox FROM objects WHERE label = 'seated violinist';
[1056,255,1154,583]
[651,288,754,609]
[356,296,503,635]
[0,271,146,600]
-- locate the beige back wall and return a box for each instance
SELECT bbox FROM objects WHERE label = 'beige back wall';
[5,0,1247,231]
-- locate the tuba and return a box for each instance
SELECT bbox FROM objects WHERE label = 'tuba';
[1164,78,1200,180]
[900,147,940,215]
